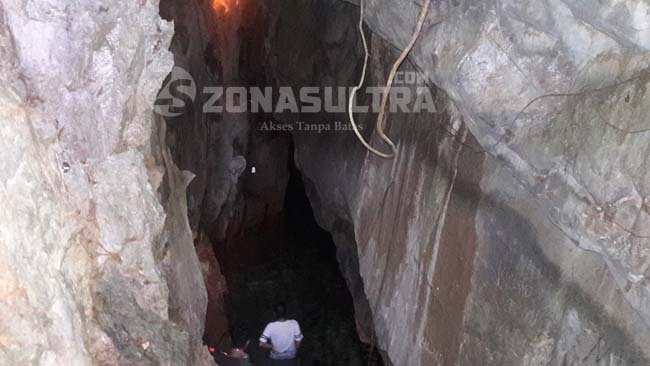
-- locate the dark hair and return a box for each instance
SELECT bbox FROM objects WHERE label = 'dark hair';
[231,327,249,349]
[272,302,287,319]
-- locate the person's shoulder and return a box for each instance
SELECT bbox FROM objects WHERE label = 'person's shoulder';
[263,321,276,331]
[289,319,300,326]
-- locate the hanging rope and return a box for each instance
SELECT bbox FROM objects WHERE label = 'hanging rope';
[348,0,432,159]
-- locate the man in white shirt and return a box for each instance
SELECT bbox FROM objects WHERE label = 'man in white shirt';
[259,303,303,366]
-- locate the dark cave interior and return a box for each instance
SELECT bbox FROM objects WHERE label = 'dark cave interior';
[208,140,383,366]
[158,0,386,363]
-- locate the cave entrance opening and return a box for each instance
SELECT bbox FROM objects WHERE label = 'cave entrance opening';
[207,138,384,366]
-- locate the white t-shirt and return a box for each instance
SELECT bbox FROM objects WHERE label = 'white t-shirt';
[259,319,303,360]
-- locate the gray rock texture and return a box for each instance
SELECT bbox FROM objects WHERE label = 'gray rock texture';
[356,0,650,335]
[0,0,214,364]
[260,0,650,365]
[3,0,650,365]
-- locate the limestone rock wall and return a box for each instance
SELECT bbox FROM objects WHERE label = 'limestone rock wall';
[355,0,650,336]
[263,0,650,365]
[196,232,230,349]
[0,0,214,364]
[3,0,650,365]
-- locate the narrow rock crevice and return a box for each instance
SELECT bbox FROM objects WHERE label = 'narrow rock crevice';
[2,0,650,365]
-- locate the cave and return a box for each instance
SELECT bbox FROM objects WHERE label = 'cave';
[206,144,384,366]
[2,0,650,365]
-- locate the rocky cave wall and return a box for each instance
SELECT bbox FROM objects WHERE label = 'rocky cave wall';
[0,0,215,365]
[2,0,650,365]
[261,0,650,365]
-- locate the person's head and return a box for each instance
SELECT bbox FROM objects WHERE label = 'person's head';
[272,302,287,320]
